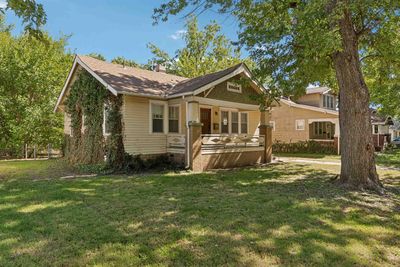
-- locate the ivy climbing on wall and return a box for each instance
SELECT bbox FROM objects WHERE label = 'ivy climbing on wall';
[64,69,125,169]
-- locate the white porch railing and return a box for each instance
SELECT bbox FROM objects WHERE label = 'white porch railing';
[167,134,186,154]
[201,134,265,151]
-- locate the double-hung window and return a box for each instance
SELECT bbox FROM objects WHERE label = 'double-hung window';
[168,106,179,133]
[241,113,248,134]
[103,104,111,135]
[151,103,164,133]
[296,119,305,131]
[220,110,248,134]
[323,95,335,109]
[221,110,230,134]
[231,112,239,134]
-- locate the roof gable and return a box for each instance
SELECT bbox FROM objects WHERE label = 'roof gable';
[54,55,263,112]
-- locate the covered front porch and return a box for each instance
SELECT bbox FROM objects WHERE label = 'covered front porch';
[166,96,272,171]
[308,118,340,154]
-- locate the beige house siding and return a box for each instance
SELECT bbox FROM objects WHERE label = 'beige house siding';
[122,95,168,155]
[270,102,338,142]
[296,94,321,107]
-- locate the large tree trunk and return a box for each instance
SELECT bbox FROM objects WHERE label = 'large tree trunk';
[332,10,383,193]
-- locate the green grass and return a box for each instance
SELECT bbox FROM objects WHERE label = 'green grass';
[376,150,400,169]
[0,160,399,266]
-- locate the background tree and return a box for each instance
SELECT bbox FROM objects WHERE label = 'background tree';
[0,0,46,37]
[0,16,72,155]
[148,16,251,77]
[87,53,106,61]
[111,56,140,68]
[154,0,400,193]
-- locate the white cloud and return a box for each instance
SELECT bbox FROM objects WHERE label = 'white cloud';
[169,29,186,40]
[0,1,6,9]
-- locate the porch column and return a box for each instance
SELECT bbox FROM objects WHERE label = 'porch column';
[187,101,203,172]
[334,118,340,155]
[258,109,273,163]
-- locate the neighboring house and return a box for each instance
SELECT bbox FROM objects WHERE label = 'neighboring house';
[390,120,400,140]
[55,55,272,171]
[270,87,340,153]
[371,110,394,150]
[271,86,395,152]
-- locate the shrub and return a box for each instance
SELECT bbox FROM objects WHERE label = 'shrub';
[123,153,183,173]
[273,140,337,154]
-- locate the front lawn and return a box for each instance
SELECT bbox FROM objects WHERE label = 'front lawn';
[376,149,400,169]
[0,160,399,266]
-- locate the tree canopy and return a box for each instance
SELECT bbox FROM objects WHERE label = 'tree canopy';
[154,0,400,192]
[111,56,140,68]
[0,0,46,37]
[148,16,250,78]
[0,16,72,155]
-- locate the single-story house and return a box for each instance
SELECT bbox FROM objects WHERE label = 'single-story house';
[54,55,272,171]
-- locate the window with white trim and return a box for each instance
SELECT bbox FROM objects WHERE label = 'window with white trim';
[295,119,305,131]
[241,113,248,134]
[103,105,111,135]
[373,125,379,134]
[221,110,230,134]
[168,106,180,133]
[227,82,242,93]
[151,103,165,133]
[231,112,239,134]
[269,121,275,131]
[323,95,335,109]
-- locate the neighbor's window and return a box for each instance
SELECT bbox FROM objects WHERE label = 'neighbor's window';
[168,106,179,133]
[241,113,248,134]
[103,105,111,135]
[151,103,164,133]
[373,125,379,134]
[323,95,334,109]
[221,110,229,133]
[231,112,239,134]
[295,119,305,131]
[227,82,242,93]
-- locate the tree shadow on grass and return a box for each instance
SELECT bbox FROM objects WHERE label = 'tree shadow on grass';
[0,163,399,266]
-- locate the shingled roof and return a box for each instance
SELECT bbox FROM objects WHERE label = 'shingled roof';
[77,55,187,97]
[168,63,245,96]
[55,55,258,111]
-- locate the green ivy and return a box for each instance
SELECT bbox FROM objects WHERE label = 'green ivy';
[64,70,125,168]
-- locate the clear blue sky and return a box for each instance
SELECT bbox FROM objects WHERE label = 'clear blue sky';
[3,0,241,64]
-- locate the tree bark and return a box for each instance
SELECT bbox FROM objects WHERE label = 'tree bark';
[332,9,383,193]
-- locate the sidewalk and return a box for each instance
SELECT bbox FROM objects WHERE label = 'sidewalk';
[275,156,400,171]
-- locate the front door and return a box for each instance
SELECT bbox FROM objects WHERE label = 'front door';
[200,108,211,134]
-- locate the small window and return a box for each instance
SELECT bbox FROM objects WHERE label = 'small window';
[373,125,379,134]
[103,105,111,135]
[296,119,305,131]
[323,95,335,109]
[227,82,242,93]
[231,112,239,134]
[151,103,164,133]
[221,110,229,134]
[168,106,179,133]
[241,113,248,134]
[269,121,275,131]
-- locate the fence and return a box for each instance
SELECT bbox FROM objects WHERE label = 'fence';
[0,144,61,160]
